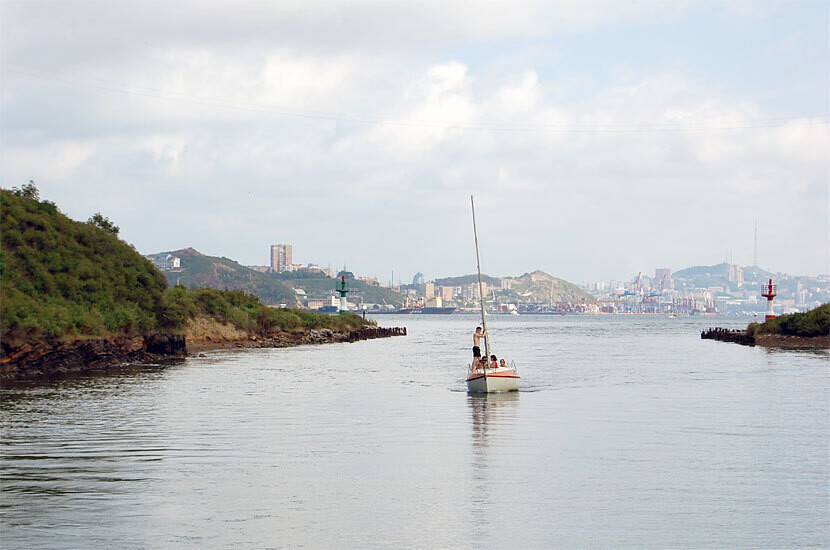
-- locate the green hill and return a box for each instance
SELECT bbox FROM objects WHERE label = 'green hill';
[1,186,170,343]
[159,248,300,307]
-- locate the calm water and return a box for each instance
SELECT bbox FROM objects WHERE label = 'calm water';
[1,315,828,548]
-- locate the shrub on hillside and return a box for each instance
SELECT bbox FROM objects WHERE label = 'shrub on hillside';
[754,304,830,338]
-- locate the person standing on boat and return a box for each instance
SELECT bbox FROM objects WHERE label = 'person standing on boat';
[472,326,487,359]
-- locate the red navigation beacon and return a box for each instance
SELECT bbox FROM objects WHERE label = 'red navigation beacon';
[761,278,777,320]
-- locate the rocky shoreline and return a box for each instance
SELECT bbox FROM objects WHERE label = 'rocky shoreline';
[701,327,829,349]
[1,326,406,383]
[0,334,187,383]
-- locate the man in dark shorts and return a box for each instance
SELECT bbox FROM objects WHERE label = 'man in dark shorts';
[472,326,487,359]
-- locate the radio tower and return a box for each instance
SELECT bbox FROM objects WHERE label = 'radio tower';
[761,278,777,320]
[753,220,758,267]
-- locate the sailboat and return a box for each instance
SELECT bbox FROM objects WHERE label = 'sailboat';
[466,195,520,393]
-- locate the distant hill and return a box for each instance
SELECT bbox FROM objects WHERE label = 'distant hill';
[160,248,300,307]
[436,270,591,303]
[280,277,406,307]
[434,274,503,287]
[674,263,774,286]
[504,270,593,303]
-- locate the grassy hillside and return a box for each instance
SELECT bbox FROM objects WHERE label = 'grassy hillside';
[1,186,372,347]
[749,303,830,338]
[160,248,300,307]
[1,187,170,342]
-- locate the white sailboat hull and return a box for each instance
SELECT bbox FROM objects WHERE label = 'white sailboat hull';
[466,369,520,393]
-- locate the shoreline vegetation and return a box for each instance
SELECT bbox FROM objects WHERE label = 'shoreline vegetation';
[701,303,830,348]
[0,185,404,382]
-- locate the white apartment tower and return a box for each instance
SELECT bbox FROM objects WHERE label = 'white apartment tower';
[270,244,293,272]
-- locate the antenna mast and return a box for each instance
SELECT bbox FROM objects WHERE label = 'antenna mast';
[753,220,758,267]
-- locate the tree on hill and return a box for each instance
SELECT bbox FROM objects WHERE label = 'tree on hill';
[11,180,40,201]
[87,212,120,236]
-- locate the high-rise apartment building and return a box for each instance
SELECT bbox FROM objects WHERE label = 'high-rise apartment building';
[270,244,293,272]
[440,286,454,301]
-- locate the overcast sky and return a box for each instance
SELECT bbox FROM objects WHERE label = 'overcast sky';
[1,0,828,284]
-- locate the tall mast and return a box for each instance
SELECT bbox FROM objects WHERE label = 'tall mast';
[471,195,490,366]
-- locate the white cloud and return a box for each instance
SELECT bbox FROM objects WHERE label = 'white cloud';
[1,0,827,281]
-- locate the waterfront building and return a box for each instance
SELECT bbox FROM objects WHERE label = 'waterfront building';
[424,281,435,298]
[270,244,292,272]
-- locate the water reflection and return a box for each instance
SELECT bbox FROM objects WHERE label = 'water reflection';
[467,393,520,522]
[468,392,520,449]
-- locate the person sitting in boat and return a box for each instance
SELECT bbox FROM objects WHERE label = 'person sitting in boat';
[490,354,498,369]
[476,355,488,372]
[472,326,487,359]
[499,358,508,369]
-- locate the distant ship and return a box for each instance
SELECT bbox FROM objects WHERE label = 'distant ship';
[412,306,456,314]
[373,307,456,314]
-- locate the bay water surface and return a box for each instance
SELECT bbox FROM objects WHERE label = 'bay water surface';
[1,315,828,548]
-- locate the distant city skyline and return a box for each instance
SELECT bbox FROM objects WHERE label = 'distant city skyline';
[2,2,827,282]
[251,242,820,288]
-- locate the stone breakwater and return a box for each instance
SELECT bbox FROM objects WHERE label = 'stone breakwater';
[1,334,187,382]
[701,327,755,346]
[701,327,829,349]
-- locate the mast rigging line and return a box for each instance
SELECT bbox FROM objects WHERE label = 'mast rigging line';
[5,67,829,135]
[471,194,490,378]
